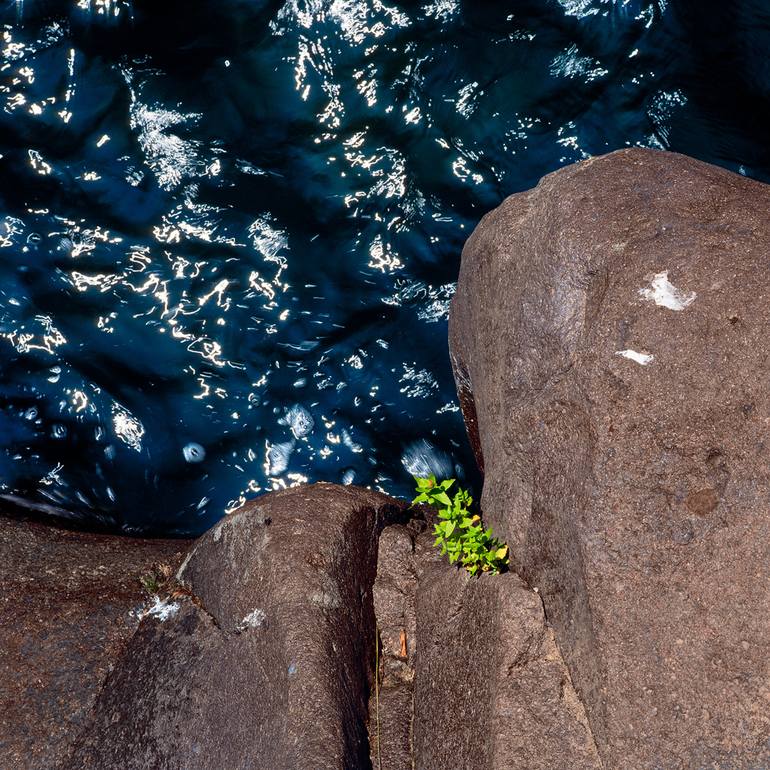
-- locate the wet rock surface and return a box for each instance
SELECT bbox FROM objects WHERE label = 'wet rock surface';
[0,511,188,770]
[60,483,404,770]
[449,147,770,767]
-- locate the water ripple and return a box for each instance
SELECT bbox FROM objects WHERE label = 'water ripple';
[0,0,764,532]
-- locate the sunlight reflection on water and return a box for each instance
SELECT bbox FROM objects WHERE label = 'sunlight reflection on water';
[0,0,764,532]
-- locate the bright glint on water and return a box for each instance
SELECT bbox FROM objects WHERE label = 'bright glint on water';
[1,0,768,533]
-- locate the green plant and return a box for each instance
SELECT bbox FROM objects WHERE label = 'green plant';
[139,572,161,595]
[412,475,509,576]
[139,562,173,596]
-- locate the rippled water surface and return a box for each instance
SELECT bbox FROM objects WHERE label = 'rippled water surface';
[2,0,769,533]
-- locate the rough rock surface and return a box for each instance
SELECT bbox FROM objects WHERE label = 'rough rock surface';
[60,482,403,770]
[0,511,188,770]
[449,147,770,767]
[369,518,600,770]
[414,560,600,770]
[368,524,421,770]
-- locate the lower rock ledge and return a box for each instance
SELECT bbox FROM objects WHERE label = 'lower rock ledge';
[4,486,602,770]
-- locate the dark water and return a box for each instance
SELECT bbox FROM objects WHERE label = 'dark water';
[1,0,769,534]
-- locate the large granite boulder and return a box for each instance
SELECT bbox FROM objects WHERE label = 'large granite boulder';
[449,148,770,767]
[59,483,403,770]
[0,511,188,770]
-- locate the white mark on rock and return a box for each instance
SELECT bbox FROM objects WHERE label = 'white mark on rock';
[146,596,180,622]
[615,349,654,366]
[638,271,696,311]
[237,608,267,631]
[128,603,147,621]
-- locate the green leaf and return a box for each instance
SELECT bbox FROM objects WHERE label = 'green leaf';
[433,491,452,506]
[413,475,509,578]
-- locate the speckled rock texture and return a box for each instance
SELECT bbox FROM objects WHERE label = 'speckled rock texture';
[414,561,600,770]
[60,482,404,770]
[368,522,427,770]
[449,147,770,768]
[0,511,188,770]
[370,519,602,770]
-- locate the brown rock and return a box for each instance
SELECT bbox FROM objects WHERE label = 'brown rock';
[374,525,419,689]
[449,148,770,767]
[368,523,424,770]
[413,560,600,769]
[370,683,413,770]
[60,482,404,770]
[0,511,188,770]
[370,519,598,770]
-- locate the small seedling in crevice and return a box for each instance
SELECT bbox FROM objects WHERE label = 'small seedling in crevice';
[412,475,508,576]
[140,573,161,595]
[139,563,172,596]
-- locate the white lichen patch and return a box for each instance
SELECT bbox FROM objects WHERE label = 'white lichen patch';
[237,608,267,631]
[615,349,654,366]
[638,271,696,311]
[146,596,180,622]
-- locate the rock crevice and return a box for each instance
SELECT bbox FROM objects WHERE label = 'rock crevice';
[369,512,602,770]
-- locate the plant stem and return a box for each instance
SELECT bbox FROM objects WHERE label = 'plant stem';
[375,626,382,770]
